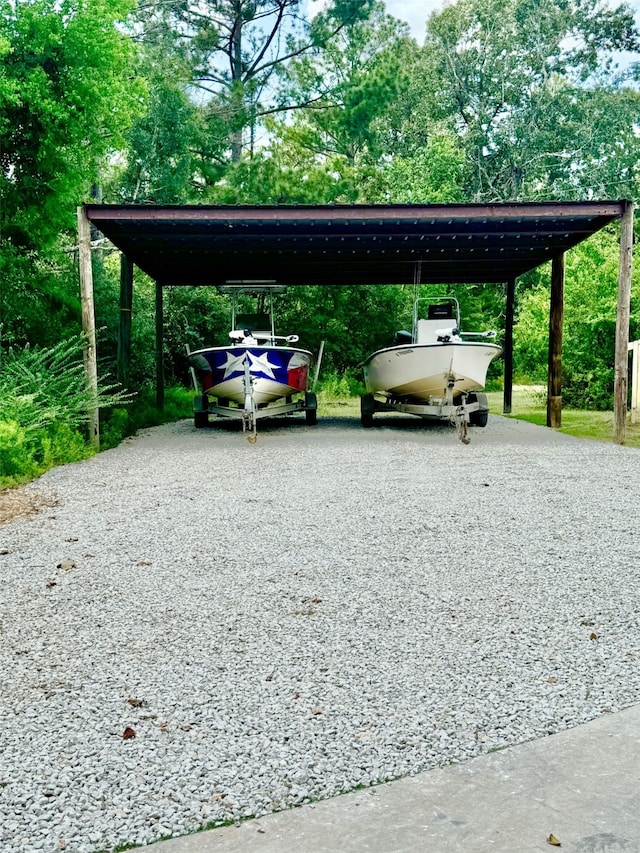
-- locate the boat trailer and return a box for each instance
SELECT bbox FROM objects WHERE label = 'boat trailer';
[360,387,489,444]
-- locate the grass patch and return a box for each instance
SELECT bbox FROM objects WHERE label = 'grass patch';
[486,388,640,448]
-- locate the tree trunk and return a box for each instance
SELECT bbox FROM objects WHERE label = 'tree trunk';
[231,4,244,162]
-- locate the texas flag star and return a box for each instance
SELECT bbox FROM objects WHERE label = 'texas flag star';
[247,350,278,379]
[219,350,248,379]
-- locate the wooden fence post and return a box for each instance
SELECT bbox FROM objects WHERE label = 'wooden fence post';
[614,201,634,444]
[77,206,99,449]
[629,341,639,425]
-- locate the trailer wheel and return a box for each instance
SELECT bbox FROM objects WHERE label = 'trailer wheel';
[305,392,318,425]
[361,394,375,427]
[470,409,489,427]
[468,392,489,427]
[194,411,209,428]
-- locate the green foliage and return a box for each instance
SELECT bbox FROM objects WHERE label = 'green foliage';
[0,335,132,483]
[132,0,376,166]
[100,387,193,449]
[0,420,37,479]
[0,336,130,431]
[0,246,81,347]
[317,369,364,398]
[361,133,466,203]
[278,284,407,373]
[108,44,205,204]
[515,226,640,409]
[0,0,144,348]
[41,422,91,468]
[421,0,640,200]
[0,0,144,249]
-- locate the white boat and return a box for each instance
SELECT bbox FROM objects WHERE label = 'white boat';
[187,283,319,439]
[361,297,502,440]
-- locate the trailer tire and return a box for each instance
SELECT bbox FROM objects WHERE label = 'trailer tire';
[194,411,209,429]
[468,392,489,427]
[470,409,489,427]
[361,395,375,427]
[304,392,318,425]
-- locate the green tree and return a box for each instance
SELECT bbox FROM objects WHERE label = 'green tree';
[279,283,406,374]
[109,49,205,203]
[0,0,144,346]
[257,2,420,203]
[133,0,375,166]
[421,0,640,201]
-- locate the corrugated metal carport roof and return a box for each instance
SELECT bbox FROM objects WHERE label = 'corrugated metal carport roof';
[85,201,626,286]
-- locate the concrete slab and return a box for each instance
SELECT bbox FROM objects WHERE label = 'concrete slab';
[143,703,640,852]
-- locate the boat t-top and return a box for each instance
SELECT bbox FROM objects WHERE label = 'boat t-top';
[187,282,320,441]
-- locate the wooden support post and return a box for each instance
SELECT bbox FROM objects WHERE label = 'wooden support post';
[547,253,565,429]
[117,254,133,388]
[614,201,634,444]
[503,278,515,414]
[155,281,165,411]
[77,206,99,450]
[629,340,640,425]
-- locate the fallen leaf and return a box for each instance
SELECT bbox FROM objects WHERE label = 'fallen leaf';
[122,727,136,740]
[127,698,146,708]
[137,560,152,567]
[312,598,323,604]
[547,677,558,683]
[56,559,76,571]
[590,632,598,641]
[547,833,561,847]
[310,707,323,716]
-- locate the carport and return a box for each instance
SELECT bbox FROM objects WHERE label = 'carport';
[79,201,634,444]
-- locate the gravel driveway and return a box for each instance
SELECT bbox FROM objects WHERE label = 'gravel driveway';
[2,414,640,852]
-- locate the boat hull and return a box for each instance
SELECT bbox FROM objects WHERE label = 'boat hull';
[363,342,502,402]
[190,345,313,406]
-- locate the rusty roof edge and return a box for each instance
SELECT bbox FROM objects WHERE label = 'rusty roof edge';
[84,200,629,223]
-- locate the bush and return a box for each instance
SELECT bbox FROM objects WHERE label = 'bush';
[317,370,364,398]
[0,420,37,479]
[0,335,131,486]
[100,386,193,448]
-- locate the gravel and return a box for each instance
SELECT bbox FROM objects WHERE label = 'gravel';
[1,413,640,852]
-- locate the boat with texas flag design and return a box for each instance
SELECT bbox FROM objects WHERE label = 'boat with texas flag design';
[187,283,319,440]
